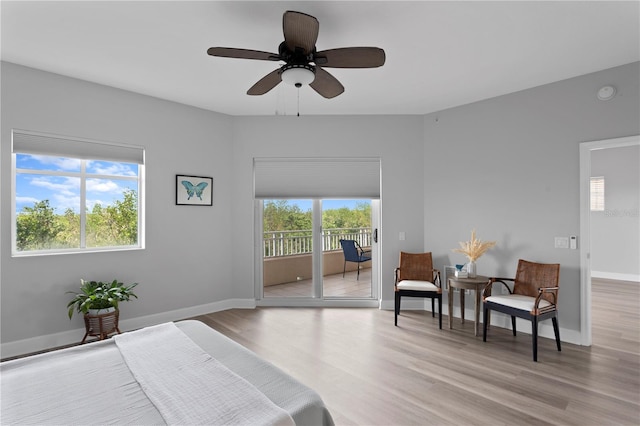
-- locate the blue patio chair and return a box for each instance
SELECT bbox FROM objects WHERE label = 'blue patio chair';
[339,239,371,280]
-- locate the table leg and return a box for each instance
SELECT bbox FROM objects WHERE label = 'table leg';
[448,281,453,329]
[474,286,481,336]
[460,289,465,323]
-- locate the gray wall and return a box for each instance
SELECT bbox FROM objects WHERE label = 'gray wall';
[590,145,640,279]
[423,62,640,336]
[1,60,639,356]
[229,115,425,305]
[1,63,235,350]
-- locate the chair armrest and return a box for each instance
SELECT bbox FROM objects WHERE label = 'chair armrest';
[432,269,441,288]
[394,267,400,285]
[482,277,514,298]
[535,286,559,308]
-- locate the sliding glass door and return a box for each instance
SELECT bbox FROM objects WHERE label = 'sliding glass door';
[262,199,314,298]
[321,199,372,298]
[260,199,376,301]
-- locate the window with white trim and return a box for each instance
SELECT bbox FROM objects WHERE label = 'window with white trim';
[12,130,144,255]
[590,176,605,211]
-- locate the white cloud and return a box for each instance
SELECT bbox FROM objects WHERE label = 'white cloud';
[52,194,80,213]
[87,179,121,193]
[29,155,81,171]
[87,161,137,176]
[15,196,39,205]
[30,176,78,196]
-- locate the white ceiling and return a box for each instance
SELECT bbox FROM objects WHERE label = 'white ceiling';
[2,1,639,117]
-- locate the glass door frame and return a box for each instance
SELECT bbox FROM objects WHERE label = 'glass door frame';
[254,199,380,307]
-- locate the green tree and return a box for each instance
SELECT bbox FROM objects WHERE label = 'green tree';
[263,200,311,232]
[106,189,138,244]
[86,203,107,246]
[87,189,138,247]
[16,200,62,250]
[322,202,371,230]
[56,208,80,247]
[17,189,138,251]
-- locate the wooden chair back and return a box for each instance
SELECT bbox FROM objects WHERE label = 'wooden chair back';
[513,259,560,304]
[398,252,433,281]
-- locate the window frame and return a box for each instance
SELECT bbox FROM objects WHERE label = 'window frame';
[11,129,145,257]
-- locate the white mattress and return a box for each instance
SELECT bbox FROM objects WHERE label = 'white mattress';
[1,320,334,426]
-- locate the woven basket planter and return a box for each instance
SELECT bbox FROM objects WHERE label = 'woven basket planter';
[82,308,121,343]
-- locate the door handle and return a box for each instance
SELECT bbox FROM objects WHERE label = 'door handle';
[373,228,378,243]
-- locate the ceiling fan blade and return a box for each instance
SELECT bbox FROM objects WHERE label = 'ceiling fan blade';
[207,47,280,61]
[247,69,282,95]
[309,67,344,99]
[314,47,386,68]
[283,11,319,55]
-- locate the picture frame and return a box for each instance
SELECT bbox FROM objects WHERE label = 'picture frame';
[176,174,213,206]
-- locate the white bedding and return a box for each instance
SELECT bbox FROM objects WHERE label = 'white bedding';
[1,320,334,426]
[115,323,294,426]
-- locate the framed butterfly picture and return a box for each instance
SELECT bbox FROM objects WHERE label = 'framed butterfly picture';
[176,175,213,206]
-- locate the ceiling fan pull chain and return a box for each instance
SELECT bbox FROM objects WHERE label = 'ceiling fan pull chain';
[297,88,300,117]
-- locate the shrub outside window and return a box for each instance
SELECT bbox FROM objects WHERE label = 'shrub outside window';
[12,130,144,255]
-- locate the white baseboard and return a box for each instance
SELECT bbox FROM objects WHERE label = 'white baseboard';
[381,296,582,346]
[1,298,256,359]
[3,295,584,359]
[591,271,640,282]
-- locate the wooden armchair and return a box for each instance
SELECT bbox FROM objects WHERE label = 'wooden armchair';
[394,252,442,328]
[482,259,561,361]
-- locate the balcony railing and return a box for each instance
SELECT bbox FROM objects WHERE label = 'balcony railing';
[263,227,371,258]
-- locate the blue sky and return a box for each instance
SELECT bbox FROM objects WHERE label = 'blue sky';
[15,154,138,214]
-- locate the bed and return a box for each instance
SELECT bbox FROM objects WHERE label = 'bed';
[1,320,334,426]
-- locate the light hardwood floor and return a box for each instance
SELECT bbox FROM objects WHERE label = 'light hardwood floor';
[191,279,640,425]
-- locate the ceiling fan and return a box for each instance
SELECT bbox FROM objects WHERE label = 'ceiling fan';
[207,10,385,99]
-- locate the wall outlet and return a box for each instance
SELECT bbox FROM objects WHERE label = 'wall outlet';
[399,231,405,241]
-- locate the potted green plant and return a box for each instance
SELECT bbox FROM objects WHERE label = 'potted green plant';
[67,279,138,343]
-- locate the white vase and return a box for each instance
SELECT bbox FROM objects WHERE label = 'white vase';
[87,306,116,316]
[467,261,477,278]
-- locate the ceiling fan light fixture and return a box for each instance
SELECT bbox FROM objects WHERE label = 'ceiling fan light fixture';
[281,64,315,87]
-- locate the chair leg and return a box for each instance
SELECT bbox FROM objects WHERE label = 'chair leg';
[394,293,400,326]
[438,296,442,329]
[552,316,562,352]
[511,316,517,336]
[482,306,489,341]
[357,263,360,280]
[431,297,435,317]
[532,317,539,362]
[343,260,346,278]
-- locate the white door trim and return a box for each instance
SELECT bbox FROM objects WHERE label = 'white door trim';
[579,134,640,346]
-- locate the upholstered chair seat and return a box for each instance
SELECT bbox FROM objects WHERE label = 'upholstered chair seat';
[484,294,552,312]
[396,280,439,292]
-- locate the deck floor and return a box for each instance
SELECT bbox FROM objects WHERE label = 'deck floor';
[264,268,372,298]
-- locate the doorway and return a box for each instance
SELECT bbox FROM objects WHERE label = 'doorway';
[579,135,640,346]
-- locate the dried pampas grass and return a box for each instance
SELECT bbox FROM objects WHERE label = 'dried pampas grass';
[452,229,496,262]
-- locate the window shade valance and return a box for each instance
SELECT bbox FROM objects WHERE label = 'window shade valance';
[254,157,381,199]
[12,130,144,164]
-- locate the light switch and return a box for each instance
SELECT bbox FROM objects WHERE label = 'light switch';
[554,237,569,249]
[570,236,577,249]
